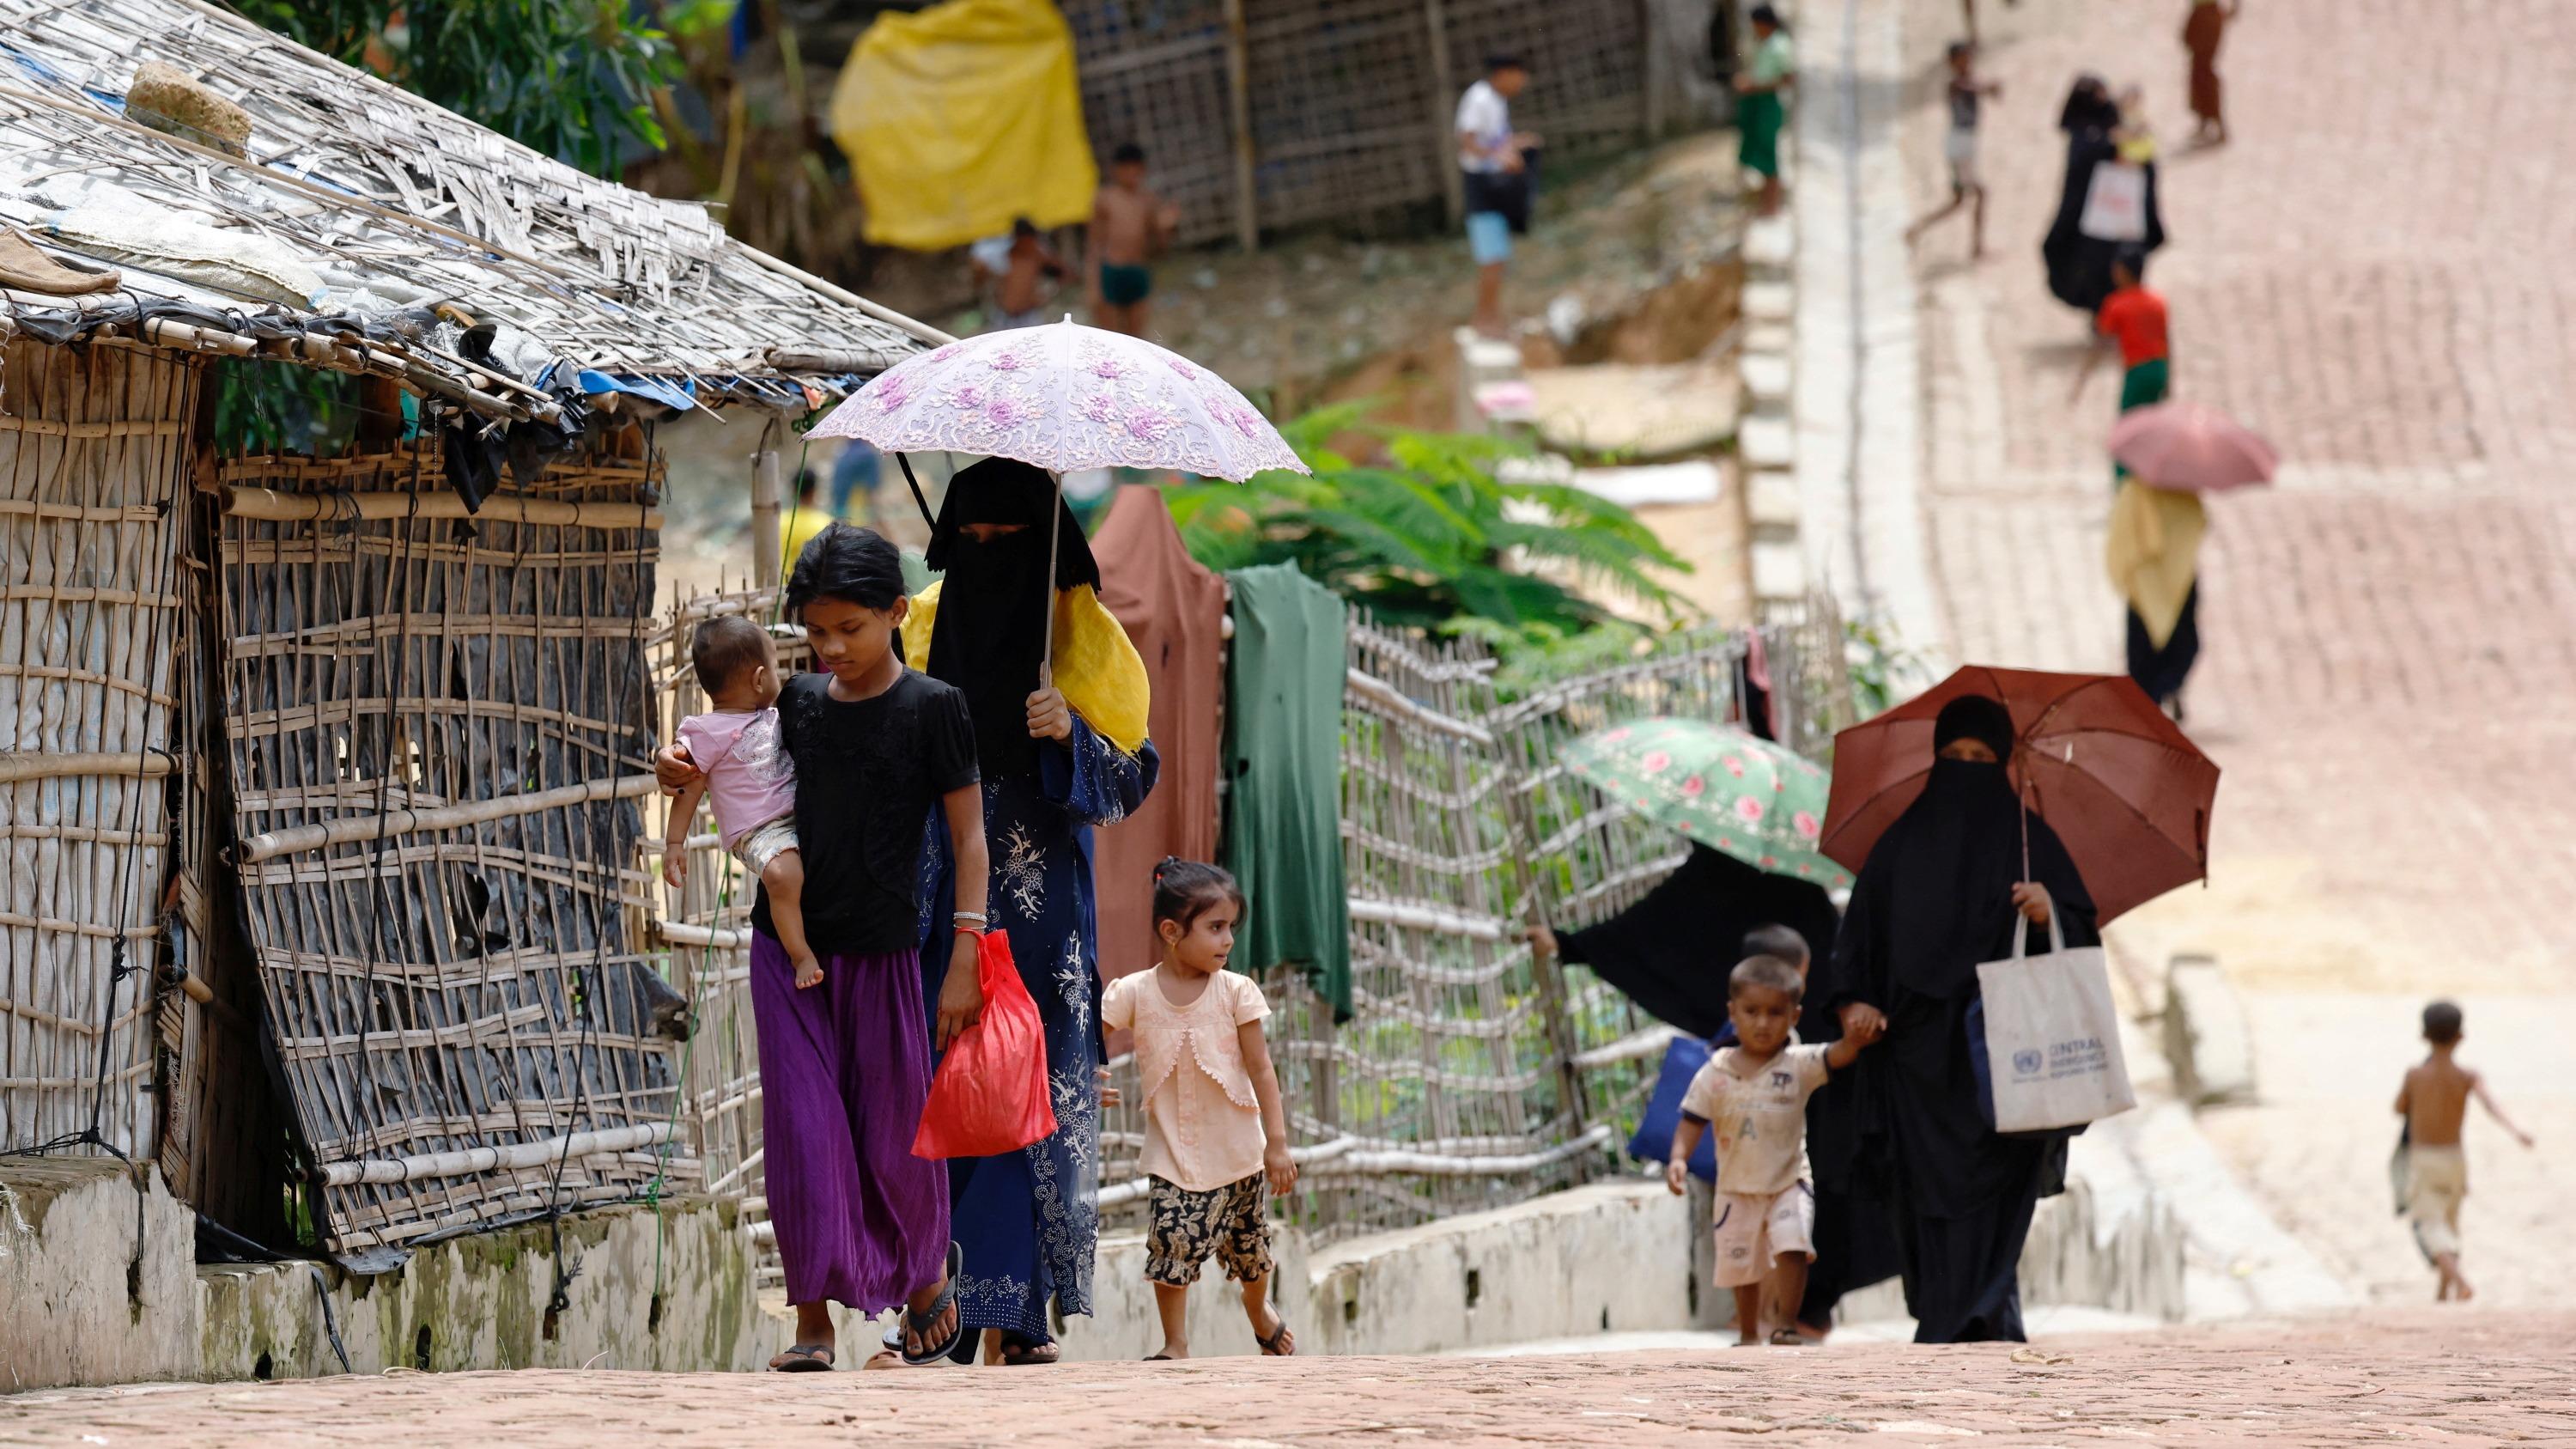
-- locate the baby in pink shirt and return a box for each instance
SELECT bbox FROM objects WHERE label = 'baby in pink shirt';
[662,617,817,985]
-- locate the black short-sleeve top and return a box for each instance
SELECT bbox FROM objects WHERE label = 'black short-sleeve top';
[750,668,979,957]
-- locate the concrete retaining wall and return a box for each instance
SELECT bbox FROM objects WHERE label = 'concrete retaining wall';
[199,1194,772,1379]
[1303,1182,1714,1357]
[0,1160,197,1391]
[2,1160,774,1390]
[9,1153,2185,1388]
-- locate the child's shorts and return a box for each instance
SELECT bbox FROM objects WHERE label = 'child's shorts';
[1711,1180,1814,1288]
[2406,1144,2468,1260]
[730,813,799,879]
[1145,1172,1273,1287]
[1465,210,1513,265]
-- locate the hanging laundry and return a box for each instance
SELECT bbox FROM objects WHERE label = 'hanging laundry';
[1221,563,1352,1020]
[1091,484,1228,989]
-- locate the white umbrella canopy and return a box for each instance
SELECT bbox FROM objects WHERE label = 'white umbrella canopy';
[809,317,1308,481]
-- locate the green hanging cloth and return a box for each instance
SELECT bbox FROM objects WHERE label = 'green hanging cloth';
[1222,563,1352,1020]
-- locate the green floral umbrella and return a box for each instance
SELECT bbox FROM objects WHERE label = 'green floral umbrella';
[1559,717,1850,891]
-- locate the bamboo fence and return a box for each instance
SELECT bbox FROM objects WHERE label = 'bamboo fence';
[1063,0,1652,249]
[210,434,685,1251]
[650,577,1850,1261]
[0,340,192,1166]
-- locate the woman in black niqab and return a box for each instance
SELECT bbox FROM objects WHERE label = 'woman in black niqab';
[1822,693,2099,1343]
[922,458,1100,779]
[2044,76,2165,314]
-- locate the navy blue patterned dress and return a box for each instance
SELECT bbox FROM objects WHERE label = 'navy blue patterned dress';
[920,715,1158,1344]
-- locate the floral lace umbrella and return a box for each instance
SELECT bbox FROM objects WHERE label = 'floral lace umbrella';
[808,317,1306,480]
[808,318,1303,670]
[1561,718,1849,891]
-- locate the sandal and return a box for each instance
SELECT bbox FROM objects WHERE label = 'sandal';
[899,1243,967,1367]
[1256,1312,1296,1357]
[769,1343,835,1373]
[997,1335,1060,1367]
[1768,1328,1804,1347]
[1143,1353,1174,1361]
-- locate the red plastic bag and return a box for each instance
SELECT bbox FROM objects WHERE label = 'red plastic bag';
[912,930,1058,1160]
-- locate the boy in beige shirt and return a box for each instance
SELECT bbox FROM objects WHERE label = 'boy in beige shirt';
[1669,954,1880,1344]
[2396,1000,2533,1303]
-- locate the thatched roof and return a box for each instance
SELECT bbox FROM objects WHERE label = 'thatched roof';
[0,0,939,414]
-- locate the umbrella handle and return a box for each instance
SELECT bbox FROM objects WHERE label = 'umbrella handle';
[1042,469,1063,679]
[2018,763,2032,886]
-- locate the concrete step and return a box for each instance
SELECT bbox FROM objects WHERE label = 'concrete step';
[1745,466,1801,532]
[1741,321,1795,356]
[1740,351,1792,409]
[1738,415,1794,471]
[1741,280,1795,325]
[1742,215,1796,275]
[1751,539,1807,602]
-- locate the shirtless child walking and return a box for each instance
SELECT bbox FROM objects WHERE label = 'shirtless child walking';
[1089,142,1180,338]
[2395,1000,2534,1302]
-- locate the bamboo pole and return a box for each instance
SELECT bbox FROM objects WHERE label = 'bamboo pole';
[319,1122,676,1187]
[750,421,785,590]
[654,919,749,950]
[231,773,657,863]
[734,249,957,349]
[222,486,663,529]
[1220,0,1261,253]
[0,750,175,784]
[1422,0,1464,227]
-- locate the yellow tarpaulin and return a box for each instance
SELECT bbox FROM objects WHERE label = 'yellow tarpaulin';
[829,0,1098,252]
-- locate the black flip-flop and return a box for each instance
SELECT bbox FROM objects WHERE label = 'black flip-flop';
[997,1335,1060,1367]
[899,1242,967,1367]
[770,1343,835,1373]
[1256,1316,1296,1356]
[1142,1353,1173,1361]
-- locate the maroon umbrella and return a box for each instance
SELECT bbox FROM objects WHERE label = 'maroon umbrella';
[1820,666,2220,925]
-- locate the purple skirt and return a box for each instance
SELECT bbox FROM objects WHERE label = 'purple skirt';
[748,930,951,1311]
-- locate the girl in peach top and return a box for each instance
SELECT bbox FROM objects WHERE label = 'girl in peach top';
[1101,859,1298,1359]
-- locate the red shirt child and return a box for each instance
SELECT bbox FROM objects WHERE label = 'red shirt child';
[2096,283,2170,368]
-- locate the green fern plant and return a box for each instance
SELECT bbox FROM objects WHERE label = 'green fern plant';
[1166,408,1692,643]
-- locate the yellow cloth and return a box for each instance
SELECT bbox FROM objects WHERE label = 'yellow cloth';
[2103,480,2206,648]
[903,580,1151,754]
[829,0,1098,251]
[779,503,835,576]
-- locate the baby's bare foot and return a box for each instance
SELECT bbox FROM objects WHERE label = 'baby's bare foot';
[793,954,823,989]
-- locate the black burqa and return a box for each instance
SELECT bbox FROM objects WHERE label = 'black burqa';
[2044,80,2165,314]
[1824,697,2099,1344]
[1556,843,1900,1326]
[922,457,1099,779]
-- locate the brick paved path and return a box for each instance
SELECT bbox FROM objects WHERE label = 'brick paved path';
[1889,0,2576,1306]
[9,1312,2572,1446]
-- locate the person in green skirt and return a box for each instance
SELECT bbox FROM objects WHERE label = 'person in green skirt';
[1736,4,1795,216]
[2071,246,2169,480]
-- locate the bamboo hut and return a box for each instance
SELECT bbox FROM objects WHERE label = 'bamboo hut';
[0,0,937,1256]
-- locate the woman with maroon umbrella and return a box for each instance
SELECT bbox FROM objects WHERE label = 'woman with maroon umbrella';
[1819,668,2216,1342]
[1821,695,2097,1344]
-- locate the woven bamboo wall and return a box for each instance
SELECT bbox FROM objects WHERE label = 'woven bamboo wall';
[0,340,192,1163]
[1064,0,1652,247]
[212,437,686,1251]
[646,585,805,1280]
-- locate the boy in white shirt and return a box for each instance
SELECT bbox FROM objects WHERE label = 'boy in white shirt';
[1668,954,1880,1344]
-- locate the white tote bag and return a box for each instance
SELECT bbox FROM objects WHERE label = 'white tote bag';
[2077,162,2149,242]
[1974,907,2136,1134]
